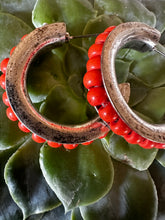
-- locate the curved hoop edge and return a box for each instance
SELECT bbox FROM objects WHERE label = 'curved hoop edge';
[6,23,109,143]
[101,22,165,143]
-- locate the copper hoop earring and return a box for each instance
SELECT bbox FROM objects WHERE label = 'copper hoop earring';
[5,23,110,146]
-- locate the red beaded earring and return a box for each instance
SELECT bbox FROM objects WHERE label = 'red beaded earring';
[0,47,104,148]
[2,22,165,150]
[0,23,109,149]
[84,23,165,149]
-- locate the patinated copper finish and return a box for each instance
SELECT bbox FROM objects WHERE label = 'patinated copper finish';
[7,22,158,144]
[6,23,111,143]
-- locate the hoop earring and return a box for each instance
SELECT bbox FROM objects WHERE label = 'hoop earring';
[84,22,165,149]
[2,22,165,149]
[1,23,110,149]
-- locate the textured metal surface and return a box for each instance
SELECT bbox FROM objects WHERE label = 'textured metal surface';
[6,23,110,144]
[101,22,165,143]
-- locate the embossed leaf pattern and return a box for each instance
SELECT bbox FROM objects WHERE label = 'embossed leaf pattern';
[0,0,165,219]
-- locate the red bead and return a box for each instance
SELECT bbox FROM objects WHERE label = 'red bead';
[154,143,165,149]
[82,140,93,145]
[95,32,109,44]
[1,58,9,74]
[110,118,131,135]
[21,34,28,40]
[83,70,102,89]
[0,73,6,89]
[124,131,144,145]
[32,133,46,143]
[2,91,10,106]
[86,56,101,72]
[98,103,118,123]
[63,144,79,149]
[18,121,30,133]
[87,87,108,106]
[6,107,18,121]
[47,141,62,148]
[139,139,156,149]
[88,44,103,59]
[104,26,116,33]
[10,46,16,56]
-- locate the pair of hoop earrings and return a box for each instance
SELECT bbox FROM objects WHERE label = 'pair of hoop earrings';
[1,22,165,149]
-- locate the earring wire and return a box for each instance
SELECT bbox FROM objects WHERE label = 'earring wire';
[66,32,165,58]
[66,32,99,41]
[153,43,165,57]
